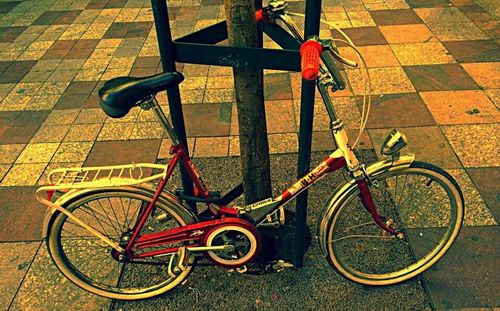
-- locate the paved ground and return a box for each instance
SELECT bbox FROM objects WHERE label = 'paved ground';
[0,0,498,309]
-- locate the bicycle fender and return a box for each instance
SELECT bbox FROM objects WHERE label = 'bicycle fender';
[41,183,197,239]
[316,153,415,257]
[41,188,80,239]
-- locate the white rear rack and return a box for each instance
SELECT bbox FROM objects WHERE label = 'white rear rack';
[42,162,167,192]
[35,163,168,253]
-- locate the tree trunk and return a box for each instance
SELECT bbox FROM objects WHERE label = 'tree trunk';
[224,0,272,204]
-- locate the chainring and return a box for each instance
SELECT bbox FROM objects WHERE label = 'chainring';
[204,224,260,268]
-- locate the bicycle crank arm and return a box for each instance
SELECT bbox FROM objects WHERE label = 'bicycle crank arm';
[166,245,235,277]
[187,245,235,252]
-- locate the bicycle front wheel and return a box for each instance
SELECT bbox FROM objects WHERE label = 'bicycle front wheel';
[325,161,464,285]
[47,187,196,300]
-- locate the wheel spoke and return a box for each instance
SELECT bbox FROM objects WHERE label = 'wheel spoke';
[124,196,133,230]
[396,176,428,212]
[99,260,121,286]
[329,234,393,243]
[95,199,122,237]
[65,217,115,241]
[49,189,193,299]
[397,174,409,206]
[80,203,115,239]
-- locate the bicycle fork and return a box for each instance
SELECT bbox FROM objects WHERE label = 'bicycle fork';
[356,178,401,237]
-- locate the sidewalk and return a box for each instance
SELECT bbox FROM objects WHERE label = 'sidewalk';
[0,0,498,309]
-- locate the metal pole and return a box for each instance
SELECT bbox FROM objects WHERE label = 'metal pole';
[255,0,263,47]
[151,0,196,211]
[294,0,322,267]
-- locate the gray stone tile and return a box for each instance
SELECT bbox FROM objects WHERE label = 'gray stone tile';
[448,169,496,226]
[10,243,112,310]
[0,242,40,308]
[422,226,500,309]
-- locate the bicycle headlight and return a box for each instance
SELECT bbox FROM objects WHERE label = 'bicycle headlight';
[381,129,408,157]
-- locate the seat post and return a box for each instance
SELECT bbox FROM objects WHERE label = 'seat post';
[150,97,181,146]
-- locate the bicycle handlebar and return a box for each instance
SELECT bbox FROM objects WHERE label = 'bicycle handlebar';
[300,40,323,80]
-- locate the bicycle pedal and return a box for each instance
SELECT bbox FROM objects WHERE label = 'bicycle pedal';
[272,260,294,272]
[236,265,248,274]
[167,253,177,278]
[176,246,189,272]
[154,212,169,222]
[167,247,190,277]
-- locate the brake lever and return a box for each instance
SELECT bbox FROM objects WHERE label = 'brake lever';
[329,47,358,68]
[268,0,287,13]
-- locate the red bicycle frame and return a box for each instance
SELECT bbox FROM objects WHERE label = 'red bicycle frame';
[123,136,397,259]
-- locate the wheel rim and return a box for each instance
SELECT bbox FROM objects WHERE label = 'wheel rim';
[49,190,193,297]
[327,166,462,283]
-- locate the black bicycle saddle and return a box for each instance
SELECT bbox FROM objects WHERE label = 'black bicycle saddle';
[98,71,184,118]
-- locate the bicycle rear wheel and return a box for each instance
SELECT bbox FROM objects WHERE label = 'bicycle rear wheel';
[47,187,196,300]
[325,161,463,285]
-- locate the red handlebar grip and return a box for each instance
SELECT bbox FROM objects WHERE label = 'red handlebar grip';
[300,40,322,80]
[255,9,265,22]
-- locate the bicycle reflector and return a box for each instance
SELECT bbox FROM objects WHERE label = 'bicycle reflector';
[381,129,408,156]
[300,39,323,80]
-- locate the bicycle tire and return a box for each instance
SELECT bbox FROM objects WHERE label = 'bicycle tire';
[47,186,196,300]
[324,161,464,285]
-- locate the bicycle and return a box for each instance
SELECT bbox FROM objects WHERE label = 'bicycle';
[36,1,464,301]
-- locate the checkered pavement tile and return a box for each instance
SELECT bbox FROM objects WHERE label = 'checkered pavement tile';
[0,0,498,307]
[0,0,497,176]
